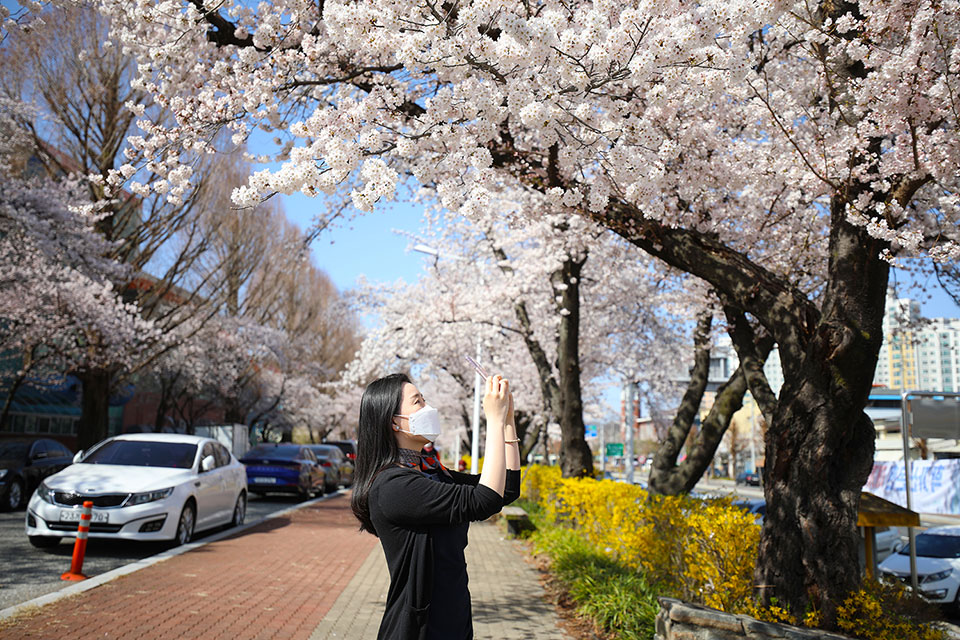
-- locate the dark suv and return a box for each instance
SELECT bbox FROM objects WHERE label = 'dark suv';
[323,440,357,462]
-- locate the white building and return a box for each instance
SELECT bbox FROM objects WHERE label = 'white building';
[875,291,960,392]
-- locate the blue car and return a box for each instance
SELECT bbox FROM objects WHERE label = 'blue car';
[241,444,326,500]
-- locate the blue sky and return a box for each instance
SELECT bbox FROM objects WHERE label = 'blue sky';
[282,192,429,291]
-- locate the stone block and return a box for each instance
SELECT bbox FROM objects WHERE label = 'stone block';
[669,603,744,634]
[741,617,788,638]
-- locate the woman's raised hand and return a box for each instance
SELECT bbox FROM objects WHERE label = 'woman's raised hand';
[483,374,510,427]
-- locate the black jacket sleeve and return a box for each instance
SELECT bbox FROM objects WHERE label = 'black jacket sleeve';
[448,470,480,486]
[375,467,503,526]
[448,468,520,504]
[503,469,521,505]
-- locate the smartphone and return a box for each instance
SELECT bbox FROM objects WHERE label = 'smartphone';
[464,354,489,381]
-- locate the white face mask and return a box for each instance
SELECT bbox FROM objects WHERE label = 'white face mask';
[394,405,442,442]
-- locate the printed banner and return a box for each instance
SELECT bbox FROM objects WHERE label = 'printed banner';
[863,460,960,514]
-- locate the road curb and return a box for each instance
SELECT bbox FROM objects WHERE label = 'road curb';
[0,489,346,622]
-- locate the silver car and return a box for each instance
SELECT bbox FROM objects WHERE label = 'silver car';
[25,433,247,548]
[879,526,960,610]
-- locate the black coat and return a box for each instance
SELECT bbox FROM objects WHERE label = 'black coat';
[369,466,521,640]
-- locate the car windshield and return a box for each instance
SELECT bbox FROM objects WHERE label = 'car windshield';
[83,440,197,469]
[245,445,301,460]
[309,447,337,459]
[0,442,29,460]
[899,533,960,558]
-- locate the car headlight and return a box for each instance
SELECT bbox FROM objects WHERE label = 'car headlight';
[923,569,953,584]
[36,482,56,504]
[125,487,174,506]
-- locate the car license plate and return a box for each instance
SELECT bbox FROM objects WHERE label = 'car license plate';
[252,477,277,484]
[60,509,109,523]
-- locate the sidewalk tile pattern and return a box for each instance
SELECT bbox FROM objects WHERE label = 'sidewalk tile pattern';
[0,497,377,640]
[310,520,569,639]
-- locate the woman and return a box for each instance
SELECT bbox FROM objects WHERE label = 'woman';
[351,372,522,640]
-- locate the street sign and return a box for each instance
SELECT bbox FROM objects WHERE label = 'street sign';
[910,394,960,439]
[585,425,597,439]
[606,443,624,457]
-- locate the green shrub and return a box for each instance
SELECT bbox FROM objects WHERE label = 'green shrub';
[531,516,660,639]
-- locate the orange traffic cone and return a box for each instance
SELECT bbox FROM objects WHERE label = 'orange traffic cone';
[61,500,92,581]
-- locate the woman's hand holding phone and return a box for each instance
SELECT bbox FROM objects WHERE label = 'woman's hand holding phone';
[483,374,510,427]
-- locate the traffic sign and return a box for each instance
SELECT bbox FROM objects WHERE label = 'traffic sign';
[585,425,597,439]
[606,443,624,456]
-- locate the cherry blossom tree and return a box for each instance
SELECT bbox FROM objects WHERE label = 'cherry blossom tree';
[0,100,154,430]
[0,5,250,448]
[45,0,960,623]
[346,201,692,473]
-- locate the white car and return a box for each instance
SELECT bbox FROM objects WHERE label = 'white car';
[879,525,960,610]
[25,433,247,548]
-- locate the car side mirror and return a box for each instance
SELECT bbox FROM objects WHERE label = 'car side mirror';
[73,450,84,463]
[201,455,216,472]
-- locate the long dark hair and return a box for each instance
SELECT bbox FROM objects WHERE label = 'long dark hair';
[351,373,410,535]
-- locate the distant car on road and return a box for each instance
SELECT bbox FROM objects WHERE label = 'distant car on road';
[241,444,326,500]
[880,526,960,612]
[732,498,767,522]
[25,433,247,548]
[304,444,354,491]
[735,470,762,486]
[0,438,74,511]
[323,440,357,462]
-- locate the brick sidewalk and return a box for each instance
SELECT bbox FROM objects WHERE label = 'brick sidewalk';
[311,520,569,639]
[0,495,378,640]
[1,497,567,640]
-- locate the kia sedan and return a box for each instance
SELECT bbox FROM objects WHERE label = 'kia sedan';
[25,433,247,548]
[879,526,960,611]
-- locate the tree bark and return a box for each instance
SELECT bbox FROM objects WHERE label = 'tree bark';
[649,311,712,494]
[554,254,594,478]
[754,196,888,624]
[77,368,112,450]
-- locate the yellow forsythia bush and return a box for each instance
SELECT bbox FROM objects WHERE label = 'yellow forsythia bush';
[521,466,944,639]
[834,580,946,640]
[520,465,760,612]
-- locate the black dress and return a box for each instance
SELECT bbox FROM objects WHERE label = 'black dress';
[369,449,521,640]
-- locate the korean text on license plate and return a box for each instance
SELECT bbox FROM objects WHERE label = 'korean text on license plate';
[60,509,109,523]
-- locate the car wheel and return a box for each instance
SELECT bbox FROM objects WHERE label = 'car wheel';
[3,478,23,511]
[28,535,61,548]
[231,493,246,527]
[175,502,196,546]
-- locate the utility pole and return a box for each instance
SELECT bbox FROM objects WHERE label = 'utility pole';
[599,418,606,478]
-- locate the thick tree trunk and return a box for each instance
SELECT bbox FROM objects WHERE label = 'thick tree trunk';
[224,401,244,425]
[649,312,712,493]
[77,368,112,450]
[555,255,593,478]
[755,197,888,625]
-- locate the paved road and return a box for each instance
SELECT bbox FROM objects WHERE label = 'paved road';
[0,493,314,611]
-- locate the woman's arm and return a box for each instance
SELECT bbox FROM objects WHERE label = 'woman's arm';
[504,391,521,471]
[477,374,509,497]
[501,391,522,505]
